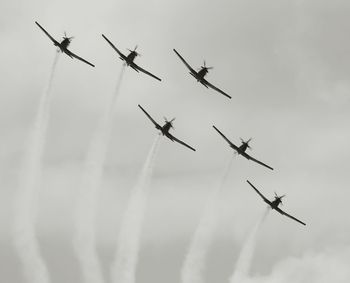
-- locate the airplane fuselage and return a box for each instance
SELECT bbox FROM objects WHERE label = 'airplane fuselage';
[123,51,137,65]
[270,198,282,209]
[57,38,72,56]
[161,122,172,135]
[190,67,208,85]
[197,67,208,79]
[60,38,70,49]
[239,143,249,153]
[232,142,248,155]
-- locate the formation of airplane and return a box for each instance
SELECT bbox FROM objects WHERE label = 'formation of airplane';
[34,21,307,228]
[247,180,306,226]
[212,126,273,171]
[35,21,95,67]
[173,49,231,99]
[102,34,162,82]
[138,105,196,152]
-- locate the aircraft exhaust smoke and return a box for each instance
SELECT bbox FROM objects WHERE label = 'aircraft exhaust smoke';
[13,52,60,283]
[230,208,270,283]
[111,135,161,283]
[73,65,126,283]
[181,156,234,283]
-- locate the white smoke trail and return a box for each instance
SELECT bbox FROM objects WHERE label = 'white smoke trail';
[73,65,125,283]
[13,52,60,283]
[181,156,234,283]
[230,208,270,283]
[111,135,161,283]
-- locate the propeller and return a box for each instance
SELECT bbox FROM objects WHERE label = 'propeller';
[201,60,213,70]
[274,192,286,204]
[128,45,141,56]
[240,138,252,150]
[63,32,74,41]
[164,117,176,128]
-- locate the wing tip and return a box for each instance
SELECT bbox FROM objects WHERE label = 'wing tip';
[86,61,95,68]
[138,104,147,114]
[173,48,181,56]
[212,125,224,136]
[293,217,307,226]
[246,179,256,190]
[35,21,42,29]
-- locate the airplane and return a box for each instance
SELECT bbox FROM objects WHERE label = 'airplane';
[212,126,273,170]
[102,34,161,81]
[138,104,196,151]
[35,21,95,67]
[173,49,231,99]
[246,180,306,226]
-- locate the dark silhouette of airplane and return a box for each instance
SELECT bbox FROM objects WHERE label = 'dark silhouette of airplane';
[102,34,161,81]
[213,126,273,170]
[173,49,231,99]
[138,105,196,151]
[247,180,306,226]
[35,21,95,67]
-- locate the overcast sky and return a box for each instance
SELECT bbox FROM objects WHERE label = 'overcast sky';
[0,0,350,282]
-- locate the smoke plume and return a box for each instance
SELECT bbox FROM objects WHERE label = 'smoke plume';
[181,156,234,283]
[111,135,161,283]
[13,52,60,283]
[230,208,270,283]
[73,66,125,283]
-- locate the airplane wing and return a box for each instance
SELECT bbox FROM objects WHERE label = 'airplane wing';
[138,104,162,131]
[173,49,197,74]
[274,206,306,226]
[242,151,274,171]
[166,133,196,152]
[35,21,60,46]
[131,62,162,81]
[212,126,240,151]
[202,78,231,99]
[101,34,127,61]
[246,180,271,206]
[65,49,95,67]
